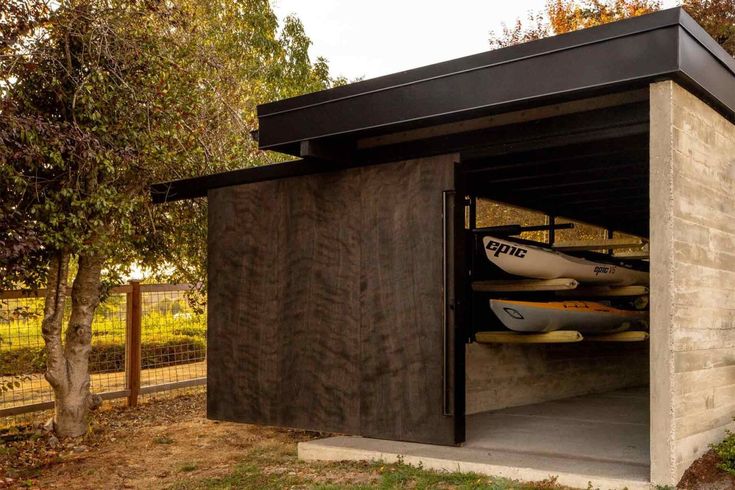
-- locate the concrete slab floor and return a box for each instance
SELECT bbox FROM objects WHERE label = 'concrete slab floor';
[299,387,651,490]
[466,385,650,466]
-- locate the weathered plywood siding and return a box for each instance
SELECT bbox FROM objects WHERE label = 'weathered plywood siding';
[360,157,457,444]
[466,342,648,414]
[650,81,735,485]
[207,171,362,433]
[207,154,460,444]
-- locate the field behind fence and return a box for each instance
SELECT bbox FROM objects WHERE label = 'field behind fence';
[0,282,206,422]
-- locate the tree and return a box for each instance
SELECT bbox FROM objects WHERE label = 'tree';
[1,0,336,437]
[547,0,661,33]
[489,11,550,49]
[490,0,734,58]
[490,0,661,47]
[684,0,735,56]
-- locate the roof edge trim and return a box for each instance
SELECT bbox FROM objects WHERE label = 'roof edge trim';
[258,7,685,118]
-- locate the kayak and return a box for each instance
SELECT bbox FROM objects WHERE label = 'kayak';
[489,299,648,333]
[482,236,649,285]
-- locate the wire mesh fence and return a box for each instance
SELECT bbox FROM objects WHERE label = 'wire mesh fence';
[138,285,207,401]
[0,294,49,413]
[0,283,206,425]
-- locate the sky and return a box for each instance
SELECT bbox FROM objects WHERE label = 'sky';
[272,0,678,81]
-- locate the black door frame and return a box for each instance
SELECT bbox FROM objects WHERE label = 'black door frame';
[452,159,469,444]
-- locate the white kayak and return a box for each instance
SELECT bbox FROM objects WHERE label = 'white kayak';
[482,236,649,286]
[490,299,648,333]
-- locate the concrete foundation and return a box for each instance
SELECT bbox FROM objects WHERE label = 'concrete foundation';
[299,387,651,489]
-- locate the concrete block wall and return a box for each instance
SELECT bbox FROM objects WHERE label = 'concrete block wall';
[650,81,735,485]
[466,342,648,414]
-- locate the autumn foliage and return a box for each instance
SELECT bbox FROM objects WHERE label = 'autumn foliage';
[490,0,735,57]
[685,0,735,55]
[547,0,661,33]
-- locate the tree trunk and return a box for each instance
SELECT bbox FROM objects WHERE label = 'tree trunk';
[41,252,70,392]
[44,253,103,437]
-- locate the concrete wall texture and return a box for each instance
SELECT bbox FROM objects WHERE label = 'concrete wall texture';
[650,81,735,485]
[465,342,648,414]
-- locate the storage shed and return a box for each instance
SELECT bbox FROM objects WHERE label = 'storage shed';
[152,7,735,488]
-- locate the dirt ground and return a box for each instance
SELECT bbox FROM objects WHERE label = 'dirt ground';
[0,392,570,490]
[4,392,733,489]
[677,448,735,490]
[1,393,319,489]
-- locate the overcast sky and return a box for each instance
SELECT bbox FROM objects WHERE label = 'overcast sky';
[272,0,679,81]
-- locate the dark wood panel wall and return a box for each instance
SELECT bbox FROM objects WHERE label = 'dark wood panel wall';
[207,172,362,433]
[207,154,460,444]
[360,158,457,444]
[360,157,454,443]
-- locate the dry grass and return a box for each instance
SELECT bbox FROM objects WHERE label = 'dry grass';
[0,392,574,489]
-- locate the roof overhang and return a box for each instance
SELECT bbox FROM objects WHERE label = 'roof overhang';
[256,7,735,155]
[152,6,734,221]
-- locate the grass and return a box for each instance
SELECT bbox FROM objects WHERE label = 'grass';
[154,435,176,445]
[170,460,564,490]
[179,463,199,473]
[1,294,206,349]
[168,441,567,490]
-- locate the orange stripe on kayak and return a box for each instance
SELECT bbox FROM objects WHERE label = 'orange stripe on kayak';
[495,300,637,315]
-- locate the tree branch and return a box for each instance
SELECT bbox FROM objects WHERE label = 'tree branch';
[41,252,69,388]
[64,254,102,375]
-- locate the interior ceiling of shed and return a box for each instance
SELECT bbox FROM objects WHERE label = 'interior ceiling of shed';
[463,133,649,238]
[350,90,652,238]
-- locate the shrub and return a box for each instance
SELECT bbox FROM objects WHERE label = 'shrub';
[712,430,735,475]
[0,348,46,375]
[171,326,206,338]
[90,336,206,372]
[1,336,206,375]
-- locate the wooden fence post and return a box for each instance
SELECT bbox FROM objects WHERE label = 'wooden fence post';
[125,281,142,407]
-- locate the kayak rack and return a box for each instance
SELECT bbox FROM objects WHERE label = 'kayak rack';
[475,330,649,344]
[585,331,649,342]
[476,331,583,344]
[556,285,649,297]
[552,238,647,252]
[472,223,574,237]
[471,278,649,297]
[472,278,578,292]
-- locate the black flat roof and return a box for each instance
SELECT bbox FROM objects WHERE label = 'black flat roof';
[152,7,735,210]
[257,7,735,153]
